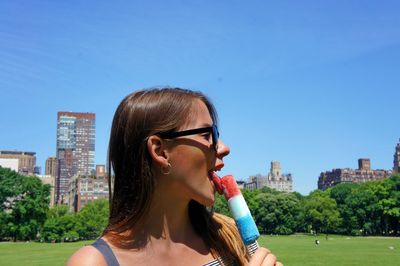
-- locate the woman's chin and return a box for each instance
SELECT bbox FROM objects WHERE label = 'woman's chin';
[204,193,215,207]
[195,193,215,207]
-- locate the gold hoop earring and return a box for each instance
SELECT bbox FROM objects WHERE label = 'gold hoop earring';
[161,163,172,175]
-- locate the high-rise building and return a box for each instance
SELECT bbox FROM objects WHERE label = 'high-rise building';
[394,139,400,174]
[45,156,58,206]
[56,112,95,203]
[45,157,58,178]
[0,150,37,175]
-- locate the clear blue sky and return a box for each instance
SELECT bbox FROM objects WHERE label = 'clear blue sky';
[1,1,399,195]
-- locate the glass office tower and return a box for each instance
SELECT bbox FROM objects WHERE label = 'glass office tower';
[56,112,95,203]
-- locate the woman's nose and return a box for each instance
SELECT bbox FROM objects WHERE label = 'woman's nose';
[216,139,230,158]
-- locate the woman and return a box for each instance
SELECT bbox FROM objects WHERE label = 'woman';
[68,88,282,266]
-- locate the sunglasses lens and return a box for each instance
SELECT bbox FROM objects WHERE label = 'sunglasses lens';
[212,125,219,151]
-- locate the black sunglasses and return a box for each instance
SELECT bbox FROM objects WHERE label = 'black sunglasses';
[157,124,219,151]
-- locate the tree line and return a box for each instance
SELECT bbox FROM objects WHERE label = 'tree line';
[215,174,400,237]
[1,166,399,242]
[0,167,108,242]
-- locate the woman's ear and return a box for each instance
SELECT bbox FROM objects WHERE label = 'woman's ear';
[147,135,170,167]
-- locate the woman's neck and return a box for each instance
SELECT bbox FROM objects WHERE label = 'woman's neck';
[103,186,214,264]
[143,191,195,244]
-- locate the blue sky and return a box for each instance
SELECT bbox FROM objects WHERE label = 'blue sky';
[1,1,399,195]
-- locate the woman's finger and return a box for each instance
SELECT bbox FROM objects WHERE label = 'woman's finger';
[261,253,277,266]
[248,247,270,266]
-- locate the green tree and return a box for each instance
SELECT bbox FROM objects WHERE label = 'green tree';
[241,188,260,217]
[329,183,356,206]
[40,199,109,242]
[76,199,109,239]
[213,193,230,217]
[303,190,341,237]
[372,175,400,235]
[328,176,400,236]
[344,182,387,235]
[255,192,301,235]
[40,205,78,242]
[328,183,357,234]
[387,175,400,235]
[0,167,50,241]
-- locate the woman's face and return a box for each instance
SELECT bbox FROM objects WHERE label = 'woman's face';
[167,99,230,206]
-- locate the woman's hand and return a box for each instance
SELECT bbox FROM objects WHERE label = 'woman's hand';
[248,247,283,266]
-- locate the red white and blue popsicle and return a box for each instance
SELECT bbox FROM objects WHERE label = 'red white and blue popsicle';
[212,173,260,247]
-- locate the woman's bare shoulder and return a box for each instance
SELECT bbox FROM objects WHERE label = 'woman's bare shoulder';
[67,245,107,266]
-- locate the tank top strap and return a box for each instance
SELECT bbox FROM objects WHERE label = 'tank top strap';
[91,238,120,266]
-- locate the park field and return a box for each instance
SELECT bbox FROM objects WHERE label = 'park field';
[0,235,399,265]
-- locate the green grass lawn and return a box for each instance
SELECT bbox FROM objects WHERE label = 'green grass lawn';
[0,235,399,266]
[0,240,92,266]
[259,234,400,266]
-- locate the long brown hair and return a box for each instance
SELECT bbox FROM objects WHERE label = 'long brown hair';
[103,87,249,264]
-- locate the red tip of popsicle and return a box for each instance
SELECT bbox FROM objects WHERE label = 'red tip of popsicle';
[221,175,241,199]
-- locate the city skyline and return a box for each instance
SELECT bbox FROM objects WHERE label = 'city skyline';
[2,106,399,196]
[1,1,399,195]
